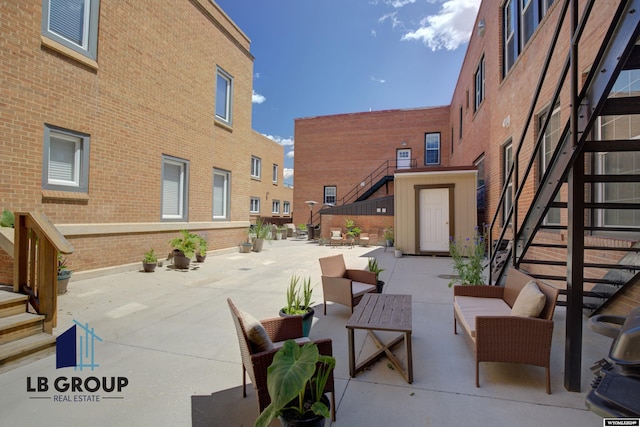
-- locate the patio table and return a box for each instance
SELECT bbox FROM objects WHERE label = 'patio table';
[346,293,413,383]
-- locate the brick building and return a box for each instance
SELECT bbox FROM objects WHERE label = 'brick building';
[292,0,640,313]
[0,1,289,281]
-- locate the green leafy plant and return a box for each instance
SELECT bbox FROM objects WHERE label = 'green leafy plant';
[344,218,361,238]
[168,230,198,259]
[283,275,314,315]
[367,257,384,280]
[297,223,307,231]
[197,235,208,256]
[252,218,272,240]
[143,248,157,263]
[57,254,72,278]
[448,225,488,287]
[254,340,335,427]
[383,227,394,241]
[1,209,14,228]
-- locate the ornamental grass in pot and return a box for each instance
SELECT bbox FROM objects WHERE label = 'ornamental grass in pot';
[279,275,315,337]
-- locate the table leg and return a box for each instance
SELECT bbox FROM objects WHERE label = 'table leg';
[348,327,355,378]
[406,331,413,384]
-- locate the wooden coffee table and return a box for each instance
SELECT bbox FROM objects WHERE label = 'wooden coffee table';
[346,293,413,383]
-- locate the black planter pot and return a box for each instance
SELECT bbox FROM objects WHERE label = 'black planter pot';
[172,250,191,269]
[376,280,385,294]
[279,307,315,337]
[195,253,206,263]
[278,394,329,427]
[142,262,157,272]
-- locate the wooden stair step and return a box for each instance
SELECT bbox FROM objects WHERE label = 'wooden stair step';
[0,333,56,373]
[0,313,45,345]
[0,292,28,318]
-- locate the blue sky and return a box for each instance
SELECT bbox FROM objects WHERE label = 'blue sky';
[214,0,481,184]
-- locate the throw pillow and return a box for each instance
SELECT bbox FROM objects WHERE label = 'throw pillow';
[240,309,274,353]
[331,230,342,238]
[511,281,546,318]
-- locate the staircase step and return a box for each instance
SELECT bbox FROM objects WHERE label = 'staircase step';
[0,292,28,319]
[0,333,56,374]
[0,313,45,345]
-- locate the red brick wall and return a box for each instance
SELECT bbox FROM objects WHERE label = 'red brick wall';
[319,214,393,242]
[0,0,257,277]
[293,106,451,226]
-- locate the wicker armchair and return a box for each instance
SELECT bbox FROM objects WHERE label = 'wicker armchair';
[318,254,377,314]
[227,299,336,420]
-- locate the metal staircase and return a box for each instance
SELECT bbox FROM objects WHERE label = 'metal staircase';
[488,0,640,391]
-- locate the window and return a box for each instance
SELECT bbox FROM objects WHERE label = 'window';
[474,56,485,111]
[424,133,441,165]
[42,0,100,60]
[595,71,640,227]
[475,155,486,212]
[272,164,278,183]
[272,200,280,214]
[283,201,290,215]
[251,156,261,179]
[215,67,233,125]
[250,197,260,214]
[162,155,189,220]
[503,142,514,226]
[213,169,230,220]
[503,0,555,76]
[43,125,90,192]
[539,106,561,225]
[324,186,336,205]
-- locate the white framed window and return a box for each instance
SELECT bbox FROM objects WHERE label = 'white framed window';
[425,133,441,165]
[539,106,561,225]
[272,200,280,214]
[283,201,290,215]
[272,164,278,183]
[215,67,233,126]
[324,186,336,205]
[250,197,260,214]
[162,155,188,220]
[43,125,90,192]
[251,156,261,179]
[520,0,535,48]
[213,169,230,220]
[503,142,514,226]
[474,56,485,111]
[42,0,100,60]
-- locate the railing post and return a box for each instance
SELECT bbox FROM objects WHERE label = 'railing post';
[13,214,28,293]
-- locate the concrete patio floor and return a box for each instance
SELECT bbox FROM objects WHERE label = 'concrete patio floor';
[0,239,611,426]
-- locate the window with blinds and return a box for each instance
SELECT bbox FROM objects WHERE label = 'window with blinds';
[42,0,100,60]
[43,125,89,192]
[162,156,188,220]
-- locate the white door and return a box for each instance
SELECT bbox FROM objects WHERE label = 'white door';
[419,188,450,251]
[397,149,411,169]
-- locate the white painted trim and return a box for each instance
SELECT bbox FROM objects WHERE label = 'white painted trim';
[56,221,251,236]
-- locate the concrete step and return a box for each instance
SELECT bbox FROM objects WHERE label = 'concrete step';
[0,333,56,374]
[0,312,45,345]
[0,291,28,319]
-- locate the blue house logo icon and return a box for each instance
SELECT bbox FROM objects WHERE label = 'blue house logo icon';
[56,320,103,370]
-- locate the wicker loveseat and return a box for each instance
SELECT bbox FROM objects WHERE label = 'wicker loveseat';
[453,268,559,393]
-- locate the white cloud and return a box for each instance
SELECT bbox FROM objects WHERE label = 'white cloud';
[379,12,403,28]
[252,91,266,104]
[283,168,294,180]
[371,29,377,37]
[401,0,480,51]
[262,134,294,146]
[254,72,261,79]
[286,150,294,158]
[385,0,417,7]
[371,76,386,84]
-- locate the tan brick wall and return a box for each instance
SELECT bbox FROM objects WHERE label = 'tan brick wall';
[293,106,451,226]
[248,132,294,223]
[0,0,260,280]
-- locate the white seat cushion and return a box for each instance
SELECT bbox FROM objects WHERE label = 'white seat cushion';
[454,296,512,338]
[273,337,311,349]
[352,281,377,298]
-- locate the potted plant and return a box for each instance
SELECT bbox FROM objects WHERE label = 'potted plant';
[142,248,158,272]
[57,254,72,295]
[448,225,488,287]
[252,218,272,252]
[254,340,335,427]
[394,246,403,258]
[278,226,288,240]
[383,227,394,247]
[279,275,315,337]
[367,257,385,293]
[196,235,207,262]
[1,209,14,228]
[240,239,253,253]
[344,218,361,242]
[169,229,198,269]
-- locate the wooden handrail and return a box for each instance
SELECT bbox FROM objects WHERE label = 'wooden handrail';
[13,212,73,333]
